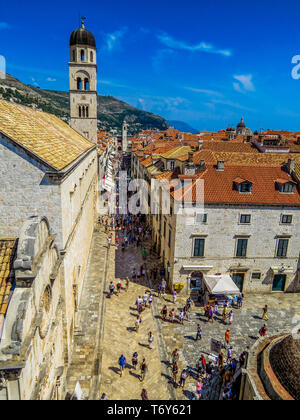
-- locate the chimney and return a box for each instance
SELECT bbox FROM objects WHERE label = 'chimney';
[198,138,203,151]
[188,151,194,163]
[216,160,225,171]
[288,158,295,174]
[199,160,206,172]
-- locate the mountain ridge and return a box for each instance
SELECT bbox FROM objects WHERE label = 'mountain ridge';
[0,74,169,135]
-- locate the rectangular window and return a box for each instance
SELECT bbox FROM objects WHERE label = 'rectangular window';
[239,182,252,193]
[170,160,175,170]
[196,213,208,223]
[194,238,205,257]
[240,214,251,224]
[252,272,261,280]
[164,221,166,238]
[236,238,248,257]
[277,238,289,257]
[281,215,293,224]
[168,230,172,248]
[281,183,294,193]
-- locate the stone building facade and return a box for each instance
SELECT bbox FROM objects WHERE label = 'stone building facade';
[170,203,300,294]
[0,99,98,399]
[0,217,65,400]
[130,136,300,295]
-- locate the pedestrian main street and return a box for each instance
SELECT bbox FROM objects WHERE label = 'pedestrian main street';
[65,219,300,400]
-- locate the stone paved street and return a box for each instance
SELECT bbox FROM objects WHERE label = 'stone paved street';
[98,235,171,400]
[153,292,300,399]
[66,224,300,400]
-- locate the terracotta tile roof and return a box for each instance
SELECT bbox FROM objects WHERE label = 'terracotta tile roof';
[0,239,16,316]
[140,156,152,167]
[155,171,174,181]
[294,162,300,181]
[201,141,259,153]
[207,152,300,167]
[275,178,297,185]
[170,165,300,205]
[147,165,162,175]
[161,146,191,160]
[0,99,94,171]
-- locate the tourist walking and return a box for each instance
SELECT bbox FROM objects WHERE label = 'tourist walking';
[148,295,153,309]
[169,308,176,323]
[262,305,269,321]
[143,292,148,307]
[179,370,189,389]
[222,305,228,324]
[140,358,148,381]
[132,352,138,370]
[172,290,177,304]
[179,310,184,325]
[171,348,179,364]
[228,310,234,325]
[225,329,231,347]
[141,389,149,400]
[135,315,142,332]
[148,331,154,349]
[161,305,168,321]
[172,361,178,386]
[259,324,268,337]
[116,280,122,296]
[196,324,202,341]
[196,380,202,399]
[125,277,129,292]
[118,354,126,377]
[109,281,115,296]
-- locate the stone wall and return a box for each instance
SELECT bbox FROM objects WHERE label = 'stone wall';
[0,217,66,400]
[0,137,62,245]
[171,204,300,293]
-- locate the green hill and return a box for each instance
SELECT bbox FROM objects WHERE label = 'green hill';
[0,74,169,135]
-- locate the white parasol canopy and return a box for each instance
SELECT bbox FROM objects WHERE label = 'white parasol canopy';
[204,274,240,295]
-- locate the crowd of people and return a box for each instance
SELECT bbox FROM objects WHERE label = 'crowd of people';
[97,156,271,401]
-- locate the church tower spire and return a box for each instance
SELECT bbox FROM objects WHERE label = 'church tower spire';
[69,19,98,144]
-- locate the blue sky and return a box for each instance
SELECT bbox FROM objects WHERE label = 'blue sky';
[1,0,300,131]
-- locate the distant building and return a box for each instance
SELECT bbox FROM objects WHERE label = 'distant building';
[236,117,252,136]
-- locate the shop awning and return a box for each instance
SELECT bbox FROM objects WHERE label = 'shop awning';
[204,274,240,295]
[182,265,213,271]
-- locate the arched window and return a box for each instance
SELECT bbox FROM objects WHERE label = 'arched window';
[84,78,90,91]
[81,49,85,61]
[72,49,76,62]
[82,106,85,118]
[90,51,93,62]
[86,106,89,118]
[79,106,81,118]
[77,77,82,90]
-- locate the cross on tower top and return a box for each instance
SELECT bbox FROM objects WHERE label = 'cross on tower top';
[81,16,86,28]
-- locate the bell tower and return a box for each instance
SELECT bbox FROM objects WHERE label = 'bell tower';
[69,18,98,144]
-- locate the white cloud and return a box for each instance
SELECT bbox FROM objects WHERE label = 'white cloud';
[46,77,56,82]
[185,87,223,97]
[104,27,127,51]
[157,32,232,57]
[233,74,255,93]
[31,77,39,87]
